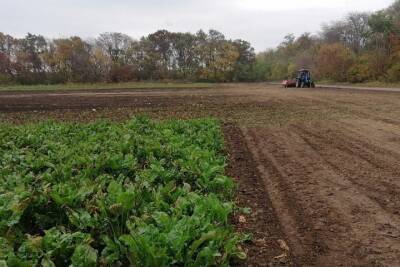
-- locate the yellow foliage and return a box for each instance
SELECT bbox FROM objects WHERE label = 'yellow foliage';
[315,43,354,82]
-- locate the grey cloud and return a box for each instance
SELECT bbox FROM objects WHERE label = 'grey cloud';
[0,0,393,51]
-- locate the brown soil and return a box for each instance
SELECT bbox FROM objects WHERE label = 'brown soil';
[240,124,400,266]
[1,83,400,266]
[224,124,294,266]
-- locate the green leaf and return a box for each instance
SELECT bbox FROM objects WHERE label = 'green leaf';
[117,191,136,211]
[41,258,56,267]
[71,244,97,267]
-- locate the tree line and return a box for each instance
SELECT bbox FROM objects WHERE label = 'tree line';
[0,30,256,84]
[255,0,400,83]
[2,0,399,85]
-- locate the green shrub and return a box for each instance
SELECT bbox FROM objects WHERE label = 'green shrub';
[386,62,400,82]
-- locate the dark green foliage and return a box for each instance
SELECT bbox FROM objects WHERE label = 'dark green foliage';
[0,118,245,266]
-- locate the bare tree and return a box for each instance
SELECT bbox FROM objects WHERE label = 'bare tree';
[96,32,134,64]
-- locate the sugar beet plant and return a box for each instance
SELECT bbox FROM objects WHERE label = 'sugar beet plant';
[0,117,246,266]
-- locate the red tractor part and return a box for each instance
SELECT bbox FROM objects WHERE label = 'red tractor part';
[282,79,297,88]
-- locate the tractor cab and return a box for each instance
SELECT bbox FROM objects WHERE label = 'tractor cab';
[296,69,315,88]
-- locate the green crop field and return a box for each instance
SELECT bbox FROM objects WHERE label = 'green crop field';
[0,118,246,266]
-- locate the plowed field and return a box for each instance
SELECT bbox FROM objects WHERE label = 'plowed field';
[2,83,400,266]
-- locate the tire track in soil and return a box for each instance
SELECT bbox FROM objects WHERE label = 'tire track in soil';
[241,125,400,266]
[329,121,400,169]
[242,128,327,266]
[288,125,400,265]
[291,124,400,216]
[245,128,363,266]
[292,124,400,190]
[223,124,294,267]
[294,94,400,127]
[338,119,400,155]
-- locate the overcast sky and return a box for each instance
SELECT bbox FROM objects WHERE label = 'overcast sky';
[0,0,394,51]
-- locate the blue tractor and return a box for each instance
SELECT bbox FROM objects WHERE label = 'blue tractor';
[296,69,315,88]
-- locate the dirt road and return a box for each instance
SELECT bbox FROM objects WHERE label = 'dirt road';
[1,84,400,266]
[319,84,400,92]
